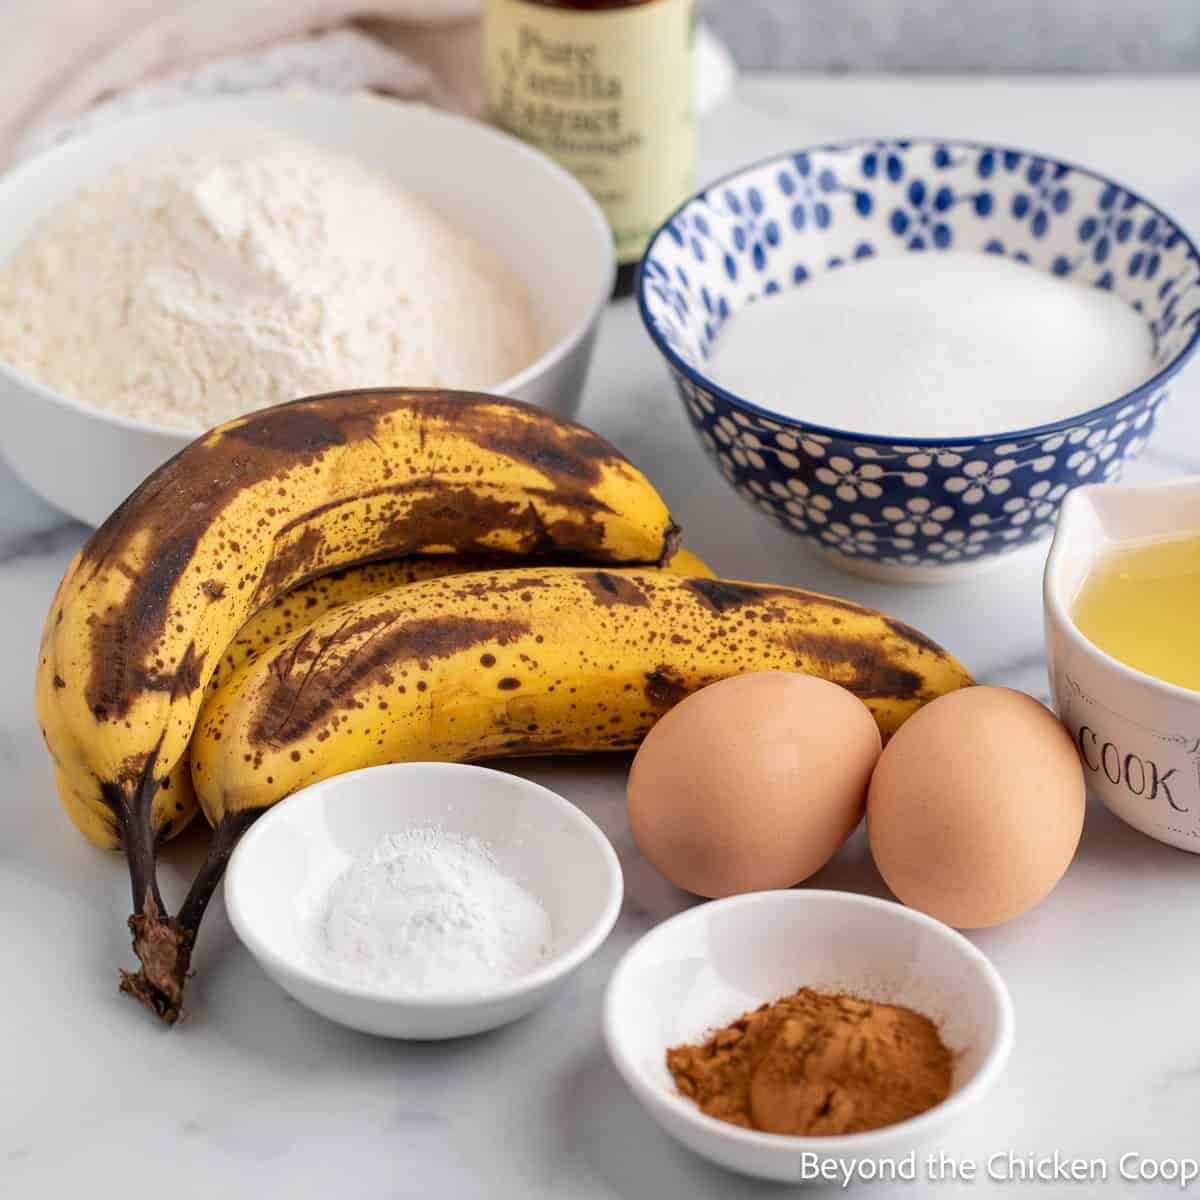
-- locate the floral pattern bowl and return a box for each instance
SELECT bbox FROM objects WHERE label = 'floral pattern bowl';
[638,139,1200,580]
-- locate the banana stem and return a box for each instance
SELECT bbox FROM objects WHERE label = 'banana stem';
[118,772,165,917]
[119,893,194,1024]
[117,765,193,1022]
[658,522,682,567]
[119,809,261,1023]
[177,810,259,935]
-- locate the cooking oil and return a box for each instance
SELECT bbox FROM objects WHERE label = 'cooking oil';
[1072,533,1200,691]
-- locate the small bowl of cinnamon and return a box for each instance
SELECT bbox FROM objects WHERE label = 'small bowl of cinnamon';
[602,890,1013,1183]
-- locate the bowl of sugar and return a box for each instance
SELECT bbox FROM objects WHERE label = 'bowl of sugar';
[639,139,1200,581]
[224,761,624,1039]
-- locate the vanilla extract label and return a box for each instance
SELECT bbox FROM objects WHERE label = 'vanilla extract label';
[482,0,695,264]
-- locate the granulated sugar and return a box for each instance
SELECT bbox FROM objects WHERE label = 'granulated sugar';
[705,252,1155,439]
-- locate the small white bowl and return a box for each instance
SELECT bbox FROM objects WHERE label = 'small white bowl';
[0,90,614,525]
[603,890,1013,1183]
[224,762,623,1039]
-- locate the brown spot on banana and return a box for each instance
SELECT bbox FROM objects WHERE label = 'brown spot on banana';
[82,532,199,720]
[429,396,612,488]
[683,575,878,623]
[881,615,948,658]
[249,615,530,746]
[682,577,770,613]
[775,629,925,702]
[223,404,353,455]
[644,665,690,708]
[584,571,650,607]
[252,526,327,604]
[170,643,207,700]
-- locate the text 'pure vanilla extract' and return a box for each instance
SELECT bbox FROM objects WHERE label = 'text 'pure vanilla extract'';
[482,0,695,296]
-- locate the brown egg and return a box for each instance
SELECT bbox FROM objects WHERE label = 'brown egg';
[626,672,882,898]
[867,686,1085,928]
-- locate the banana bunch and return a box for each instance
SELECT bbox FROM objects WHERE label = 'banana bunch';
[35,389,680,1020]
[36,386,971,1026]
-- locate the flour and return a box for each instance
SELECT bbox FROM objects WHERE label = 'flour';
[0,124,538,430]
[307,828,553,996]
[705,251,1155,439]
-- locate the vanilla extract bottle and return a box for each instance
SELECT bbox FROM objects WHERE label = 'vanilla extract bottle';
[482,0,696,297]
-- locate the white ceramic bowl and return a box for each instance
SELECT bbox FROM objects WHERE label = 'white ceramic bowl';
[224,761,623,1039]
[603,890,1013,1183]
[1044,477,1200,852]
[0,90,615,526]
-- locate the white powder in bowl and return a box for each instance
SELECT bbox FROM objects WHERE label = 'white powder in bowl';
[306,828,553,996]
[705,251,1156,439]
[0,125,539,431]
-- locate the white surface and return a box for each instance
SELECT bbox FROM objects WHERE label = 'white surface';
[694,23,738,117]
[226,763,622,1039]
[0,90,613,525]
[603,890,1013,1182]
[3,73,1200,1198]
[1045,478,1200,853]
[705,252,1156,438]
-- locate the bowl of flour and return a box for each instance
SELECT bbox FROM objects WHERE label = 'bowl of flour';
[224,761,624,1039]
[639,138,1200,581]
[0,90,614,525]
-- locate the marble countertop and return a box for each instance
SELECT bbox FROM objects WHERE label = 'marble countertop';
[4,74,1200,1199]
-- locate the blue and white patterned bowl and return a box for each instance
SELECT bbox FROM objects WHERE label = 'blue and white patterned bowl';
[638,139,1200,580]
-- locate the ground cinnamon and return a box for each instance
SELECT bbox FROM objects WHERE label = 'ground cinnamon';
[666,987,953,1136]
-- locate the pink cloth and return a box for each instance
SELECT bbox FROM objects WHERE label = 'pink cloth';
[3,0,478,162]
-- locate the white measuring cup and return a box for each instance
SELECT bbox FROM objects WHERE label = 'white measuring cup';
[1044,477,1200,853]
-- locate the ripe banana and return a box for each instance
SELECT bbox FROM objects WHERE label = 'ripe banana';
[34,389,678,1019]
[208,546,713,692]
[157,546,714,838]
[183,567,971,962]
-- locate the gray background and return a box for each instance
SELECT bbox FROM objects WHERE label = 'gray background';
[699,0,1200,71]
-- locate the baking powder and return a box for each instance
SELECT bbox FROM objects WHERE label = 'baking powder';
[308,828,553,996]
